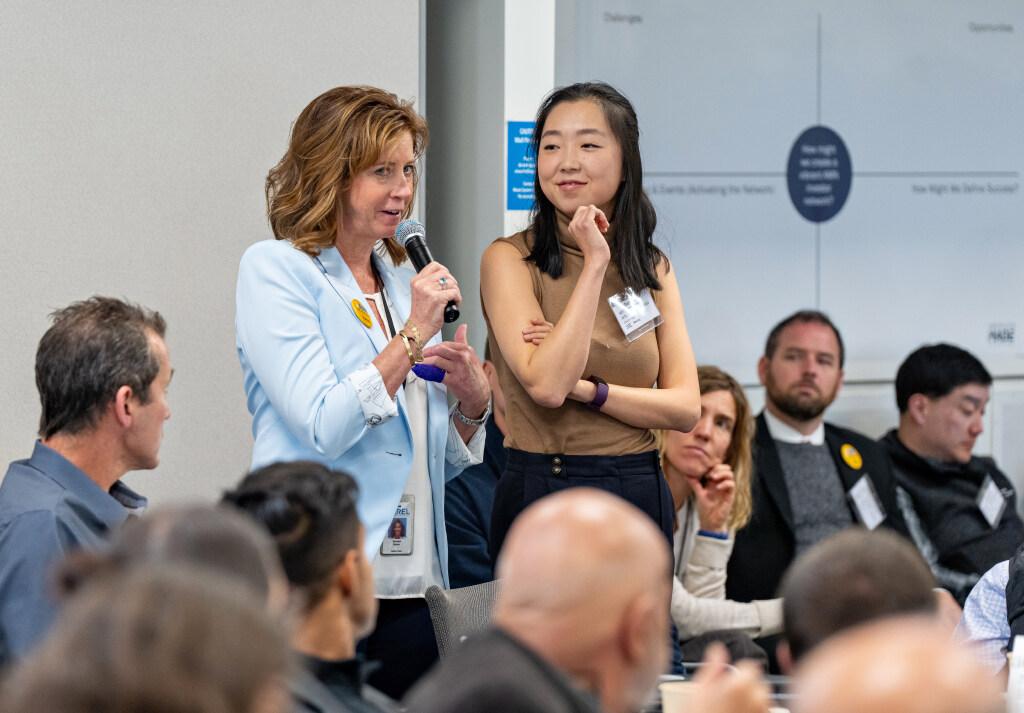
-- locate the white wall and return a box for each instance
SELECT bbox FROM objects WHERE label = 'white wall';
[0,1,422,503]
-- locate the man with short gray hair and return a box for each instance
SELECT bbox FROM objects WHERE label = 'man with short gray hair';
[0,296,172,660]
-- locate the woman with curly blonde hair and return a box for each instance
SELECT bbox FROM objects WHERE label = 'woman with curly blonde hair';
[236,86,490,697]
[658,365,782,658]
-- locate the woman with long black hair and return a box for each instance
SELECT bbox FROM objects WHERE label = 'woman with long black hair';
[481,82,700,554]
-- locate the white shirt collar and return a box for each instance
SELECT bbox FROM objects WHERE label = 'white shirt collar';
[763,408,825,446]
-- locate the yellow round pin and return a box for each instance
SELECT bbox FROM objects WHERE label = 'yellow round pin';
[351,299,373,329]
[840,443,863,470]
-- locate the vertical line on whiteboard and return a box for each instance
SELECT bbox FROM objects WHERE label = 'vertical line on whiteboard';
[815,224,821,309]
[816,13,822,124]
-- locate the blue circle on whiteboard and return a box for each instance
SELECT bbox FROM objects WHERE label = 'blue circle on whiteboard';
[786,126,852,223]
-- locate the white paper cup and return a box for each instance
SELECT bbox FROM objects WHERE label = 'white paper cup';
[659,680,699,713]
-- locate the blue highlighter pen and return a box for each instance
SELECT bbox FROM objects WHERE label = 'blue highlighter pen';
[412,364,446,382]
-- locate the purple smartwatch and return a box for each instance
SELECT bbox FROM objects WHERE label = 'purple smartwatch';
[586,375,609,411]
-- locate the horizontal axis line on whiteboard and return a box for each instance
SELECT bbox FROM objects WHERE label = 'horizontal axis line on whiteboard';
[855,171,1019,178]
[645,171,785,177]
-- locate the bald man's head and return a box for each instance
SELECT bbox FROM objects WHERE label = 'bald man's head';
[794,617,1002,713]
[493,488,671,713]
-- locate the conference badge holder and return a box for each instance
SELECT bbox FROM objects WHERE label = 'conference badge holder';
[381,494,414,556]
[608,287,662,342]
[846,476,885,530]
[977,474,1007,529]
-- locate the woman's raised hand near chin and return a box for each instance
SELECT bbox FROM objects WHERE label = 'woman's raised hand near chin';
[407,261,460,341]
[693,463,737,533]
[567,204,611,266]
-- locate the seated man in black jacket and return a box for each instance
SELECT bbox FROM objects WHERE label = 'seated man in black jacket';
[882,343,1024,604]
[727,311,908,608]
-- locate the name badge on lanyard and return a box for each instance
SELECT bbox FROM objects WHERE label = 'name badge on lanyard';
[847,476,885,530]
[381,494,414,556]
[977,475,1007,529]
[608,287,662,342]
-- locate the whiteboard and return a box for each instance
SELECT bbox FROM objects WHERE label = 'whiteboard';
[557,0,1024,382]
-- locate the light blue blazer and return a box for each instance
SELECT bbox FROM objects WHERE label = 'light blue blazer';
[235,239,479,586]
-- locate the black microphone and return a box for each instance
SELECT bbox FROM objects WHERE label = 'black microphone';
[395,220,459,323]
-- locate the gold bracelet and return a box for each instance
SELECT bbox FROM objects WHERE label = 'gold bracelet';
[398,330,421,365]
[403,320,422,345]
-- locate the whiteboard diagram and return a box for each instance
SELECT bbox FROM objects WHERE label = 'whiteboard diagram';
[558,1,1023,379]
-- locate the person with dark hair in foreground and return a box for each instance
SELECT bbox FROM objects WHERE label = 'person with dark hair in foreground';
[1,566,291,713]
[727,310,908,610]
[405,488,670,713]
[793,617,1001,713]
[777,529,937,669]
[224,461,394,713]
[882,343,1023,604]
[0,296,171,660]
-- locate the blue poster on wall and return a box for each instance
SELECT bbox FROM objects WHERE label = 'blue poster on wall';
[507,121,536,211]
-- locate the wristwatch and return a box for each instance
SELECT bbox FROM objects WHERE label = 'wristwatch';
[454,398,491,427]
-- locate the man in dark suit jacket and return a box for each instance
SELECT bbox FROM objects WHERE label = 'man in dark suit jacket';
[405,489,671,713]
[727,311,908,606]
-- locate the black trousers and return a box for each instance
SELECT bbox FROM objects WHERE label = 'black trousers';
[488,448,674,560]
[487,448,682,674]
[360,597,438,699]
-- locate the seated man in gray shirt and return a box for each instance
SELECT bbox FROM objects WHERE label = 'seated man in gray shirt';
[727,310,908,607]
[0,296,171,660]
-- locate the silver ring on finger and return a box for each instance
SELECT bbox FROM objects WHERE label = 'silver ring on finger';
[438,276,448,289]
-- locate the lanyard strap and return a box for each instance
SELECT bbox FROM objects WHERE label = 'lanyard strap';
[370,260,400,339]
[312,255,405,390]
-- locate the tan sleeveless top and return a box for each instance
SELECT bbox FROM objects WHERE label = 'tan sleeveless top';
[483,229,661,455]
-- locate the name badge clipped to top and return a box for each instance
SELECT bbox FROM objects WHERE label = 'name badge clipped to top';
[847,476,886,531]
[977,475,1007,529]
[381,494,414,556]
[608,287,662,342]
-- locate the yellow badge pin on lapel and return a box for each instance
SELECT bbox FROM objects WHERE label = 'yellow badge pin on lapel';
[351,299,373,329]
[840,443,863,470]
